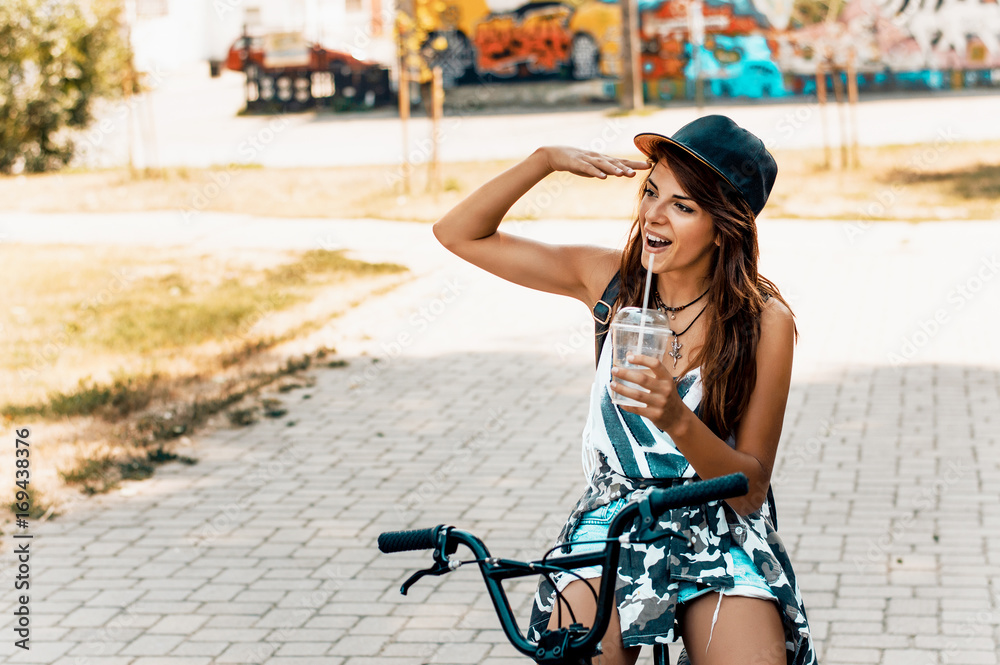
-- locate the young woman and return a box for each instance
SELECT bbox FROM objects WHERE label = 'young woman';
[433,115,816,665]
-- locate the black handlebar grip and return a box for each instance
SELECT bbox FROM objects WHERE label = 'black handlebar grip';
[648,473,749,518]
[377,526,442,553]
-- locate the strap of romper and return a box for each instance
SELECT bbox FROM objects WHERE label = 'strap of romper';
[592,271,621,367]
[759,291,779,530]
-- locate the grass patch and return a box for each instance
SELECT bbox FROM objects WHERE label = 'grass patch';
[218,337,281,369]
[887,163,1000,200]
[2,374,160,420]
[0,244,407,408]
[74,249,406,354]
[59,447,198,496]
[268,249,406,284]
[53,351,320,496]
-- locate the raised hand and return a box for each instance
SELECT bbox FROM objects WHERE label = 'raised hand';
[539,146,650,180]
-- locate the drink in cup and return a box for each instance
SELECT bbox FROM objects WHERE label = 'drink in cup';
[610,307,672,407]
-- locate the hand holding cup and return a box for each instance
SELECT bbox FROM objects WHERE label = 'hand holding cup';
[610,353,688,432]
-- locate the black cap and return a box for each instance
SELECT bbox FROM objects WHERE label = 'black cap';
[634,115,777,217]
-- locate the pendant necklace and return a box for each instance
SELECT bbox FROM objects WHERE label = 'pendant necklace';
[658,303,708,369]
[653,287,710,320]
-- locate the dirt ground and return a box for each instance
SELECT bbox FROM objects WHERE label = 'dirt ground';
[3,139,1000,222]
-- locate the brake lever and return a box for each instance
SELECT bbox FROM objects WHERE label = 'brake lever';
[400,562,449,595]
[631,495,696,547]
[399,526,458,595]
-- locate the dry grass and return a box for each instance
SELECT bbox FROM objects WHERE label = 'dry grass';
[2,139,999,222]
[1,244,404,406]
[766,142,1000,221]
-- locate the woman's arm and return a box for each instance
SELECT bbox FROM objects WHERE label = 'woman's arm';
[611,299,796,516]
[433,147,648,306]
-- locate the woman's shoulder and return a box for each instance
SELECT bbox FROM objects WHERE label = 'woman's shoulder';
[581,248,623,306]
[761,294,792,321]
[758,295,796,351]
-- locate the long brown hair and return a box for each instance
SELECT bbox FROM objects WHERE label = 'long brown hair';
[615,142,796,438]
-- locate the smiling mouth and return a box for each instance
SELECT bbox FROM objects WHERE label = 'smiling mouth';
[646,232,672,249]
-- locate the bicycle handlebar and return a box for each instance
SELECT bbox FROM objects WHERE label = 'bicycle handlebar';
[378,472,749,664]
[377,527,441,553]
[647,472,748,515]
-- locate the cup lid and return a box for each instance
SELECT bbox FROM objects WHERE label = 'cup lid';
[611,306,671,327]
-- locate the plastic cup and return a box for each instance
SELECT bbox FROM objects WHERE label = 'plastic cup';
[610,307,672,407]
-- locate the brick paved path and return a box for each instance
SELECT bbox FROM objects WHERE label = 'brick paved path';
[1,219,998,664]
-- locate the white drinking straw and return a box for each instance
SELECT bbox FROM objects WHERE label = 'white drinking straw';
[636,254,655,355]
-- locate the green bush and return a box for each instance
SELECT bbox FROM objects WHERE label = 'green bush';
[0,0,133,173]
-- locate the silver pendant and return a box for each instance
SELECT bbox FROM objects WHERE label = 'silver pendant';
[667,335,683,368]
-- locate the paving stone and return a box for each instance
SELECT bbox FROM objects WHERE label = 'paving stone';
[57,606,126,628]
[823,647,882,664]
[118,633,186,656]
[430,642,492,664]
[328,635,389,656]
[881,649,941,665]
[351,616,409,635]
[887,615,940,635]
[940,653,999,665]
[169,640,231,656]
[147,614,211,634]
[130,658,213,665]
[274,641,330,656]
[214,642,281,663]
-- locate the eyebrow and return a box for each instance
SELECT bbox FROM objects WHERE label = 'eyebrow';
[646,177,695,201]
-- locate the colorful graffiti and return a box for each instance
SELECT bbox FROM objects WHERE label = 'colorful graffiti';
[419,0,1000,96]
[651,0,1000,96]
[638,0,785,99]
[422,0,621,84]
[473,3,574,76]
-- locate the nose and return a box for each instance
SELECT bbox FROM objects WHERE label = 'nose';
[644,219,668,238]
[644,196,672,223]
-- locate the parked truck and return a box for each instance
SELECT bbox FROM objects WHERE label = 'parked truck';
[225,31,393,111]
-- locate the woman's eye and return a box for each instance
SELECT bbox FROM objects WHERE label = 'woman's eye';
[675,203,693,213]
[643,187,656,198]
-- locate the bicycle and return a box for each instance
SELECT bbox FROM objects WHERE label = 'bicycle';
[378,472,749,665]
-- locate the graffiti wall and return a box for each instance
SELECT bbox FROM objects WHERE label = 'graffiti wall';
[421,0,622,85]
[422,0,1000,96]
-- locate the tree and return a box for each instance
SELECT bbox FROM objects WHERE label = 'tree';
[0,0,133,174]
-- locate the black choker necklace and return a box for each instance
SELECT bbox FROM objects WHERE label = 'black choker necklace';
[653,287,710,320]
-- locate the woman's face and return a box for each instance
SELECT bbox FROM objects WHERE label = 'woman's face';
[638,161,718,277]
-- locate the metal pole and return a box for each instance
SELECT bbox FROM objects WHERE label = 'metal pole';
[830,58,848,170]
[398,60,411,196]
[689,0,705,112]
[847,47,860,169]
[816,58,830,170]
[429,66,443,196]
[619,0,643,110]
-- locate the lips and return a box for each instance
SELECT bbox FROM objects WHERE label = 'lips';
[645,230,672,252]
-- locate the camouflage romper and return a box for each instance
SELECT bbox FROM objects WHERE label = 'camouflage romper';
[526,339,818,665]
